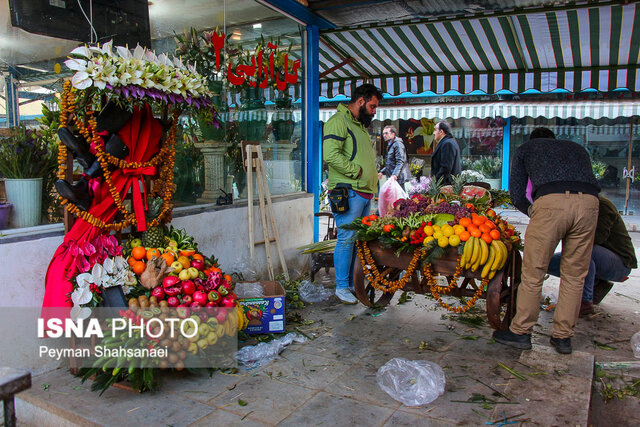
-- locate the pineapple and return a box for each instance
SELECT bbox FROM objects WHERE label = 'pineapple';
[141,196,165,248]
[427,176,444,200]
[451,174,466,195]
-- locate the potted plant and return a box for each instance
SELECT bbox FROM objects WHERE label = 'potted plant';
[472,156,502,189]
[0,125,58,227]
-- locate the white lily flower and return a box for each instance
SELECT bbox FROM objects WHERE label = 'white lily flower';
[103,257,115,274]
[133,45,146,60]
[76,272,94,289]
[114,256,125,270]
[70,46,91,58]
[64,58,87,71]
[144,49,157,63]
[116,45,131,59]
[70,306,92,321]
[91,263,104,286]
[71,287,93,306]
[71,72,92,89]
[94,79,107,89]
[101,40,114,56]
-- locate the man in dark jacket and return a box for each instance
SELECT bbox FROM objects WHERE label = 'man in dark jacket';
[379,125,410,185]
[430,121,461,185]
[493,129,600,355]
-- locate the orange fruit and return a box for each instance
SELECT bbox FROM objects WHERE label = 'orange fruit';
[490,229,501,240]
[478,224,490,234]
[177,255,191,269]
[132,261,146,275]
[481,233,493,244]
[467,224,478,232]
[472,216,485,226]
[470,229,482,238]
[485,221,497,230]
[147,248,161,260]
[224,274,232,283]
[180,249,195,257]
[127,256,137,266]
[458,217,471,228]
[132,246,146,260]
[161,252,175,266]
[209,267,221,274]
[459,230,471,242]
[192,253,204,262]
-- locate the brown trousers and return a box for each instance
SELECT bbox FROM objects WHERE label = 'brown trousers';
[510,192,599,339]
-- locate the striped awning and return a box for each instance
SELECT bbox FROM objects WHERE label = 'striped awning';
[318,100,640,122]
[512,123,640,136]
[319,3,640,97]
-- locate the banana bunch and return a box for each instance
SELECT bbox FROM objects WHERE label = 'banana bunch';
[461,237,509,279]
[237,305,248,331]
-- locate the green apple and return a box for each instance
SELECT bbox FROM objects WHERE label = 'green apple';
[170,261,183,273]
[130,238,142,248]
[179,269,191,281]
[188,267,199,279]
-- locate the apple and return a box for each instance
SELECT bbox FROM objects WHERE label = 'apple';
[215,310,227,324]
[130,238,142,248]
[170,261,183,273]
[188,267,199,280]
[182,295,194,306]
[206,301,217,308]
[167,296,180,307]
[192,291,208,306]
[221,295,236,308]
[176,305,190,318]
[178,269,191,281]
[190,302,203,312]
[191,259,205,271]
[151,287,165,300]
[182,280,196,295]
[163,275,180,288]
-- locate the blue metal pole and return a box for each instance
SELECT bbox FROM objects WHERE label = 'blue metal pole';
[304,25,321,242]
[5,69,20,127]
[501,117,511,190]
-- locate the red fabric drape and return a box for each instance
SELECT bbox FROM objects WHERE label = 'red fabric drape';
[42,105,162,313]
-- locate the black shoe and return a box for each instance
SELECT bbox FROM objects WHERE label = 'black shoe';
[492,329,532,350]
[550,337,572,354]
[105,134,129,159]
[592,279,614,305]
[58,127,96,169]
[55,179,91,211]
[96,101,132,133]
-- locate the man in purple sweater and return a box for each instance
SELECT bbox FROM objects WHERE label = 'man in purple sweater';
[493,129,600,354]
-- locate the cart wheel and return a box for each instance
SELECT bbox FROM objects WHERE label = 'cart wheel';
[486,251,521,331]
[353,262,396,308]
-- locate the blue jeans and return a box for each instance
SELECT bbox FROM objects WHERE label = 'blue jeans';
[333,190,371,290]
[548,245,631,302]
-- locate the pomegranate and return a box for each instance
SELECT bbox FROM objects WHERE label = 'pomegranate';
[151,287,165,300]
[182,280,196,295]
[192,291,208,306]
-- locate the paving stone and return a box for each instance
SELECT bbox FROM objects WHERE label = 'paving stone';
[21,368,216,427]
[382,409,455,426]
[278,391,394,427]
[259,352,353,390]
[207,374,317,425]
[162,370,248,404]
[295,330,377,362]
[322,362,401,409]
[189,408,271,426]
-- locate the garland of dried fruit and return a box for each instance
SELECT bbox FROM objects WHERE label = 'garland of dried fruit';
[355,240,422,293]
[422,259,489,314]
[58,81,177,231]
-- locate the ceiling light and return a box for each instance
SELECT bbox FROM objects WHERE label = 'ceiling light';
[253,23,262,29]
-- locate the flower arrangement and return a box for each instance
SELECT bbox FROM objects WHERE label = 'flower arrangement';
[65,41,214,113]
[472,156,502,179]
[460,169,485,182]
[67,235,137,319]
[0,125,57,179]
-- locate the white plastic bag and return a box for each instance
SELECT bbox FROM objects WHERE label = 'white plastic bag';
[379,179,408,217]
[237,332,308,368]
[632,331,640,358]
[376,358,446,406]
[298,280,333,303]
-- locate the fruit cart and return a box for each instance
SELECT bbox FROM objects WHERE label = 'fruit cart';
[353,241,522,331]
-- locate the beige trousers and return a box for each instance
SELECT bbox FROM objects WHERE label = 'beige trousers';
[510,192,599,339]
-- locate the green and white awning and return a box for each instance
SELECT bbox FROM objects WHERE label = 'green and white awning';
[318,100,640,122]
[319,3,640,97]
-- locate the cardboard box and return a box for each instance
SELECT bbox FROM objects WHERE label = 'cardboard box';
[236,281,286,334]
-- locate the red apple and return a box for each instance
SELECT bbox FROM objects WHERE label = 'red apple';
[206,301,217,308]
[190,302,202,312]
[182,280,196,295]
[176,304,190,318]
[192,291,208,306]
[182,295,194,306]
[167,296,180,307]
[220,296,236,308]
[191,259,205,271]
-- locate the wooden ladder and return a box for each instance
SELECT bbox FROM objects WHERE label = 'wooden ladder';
[244,143,289,281]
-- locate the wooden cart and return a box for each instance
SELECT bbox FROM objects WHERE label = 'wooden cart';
[353,241,522,330]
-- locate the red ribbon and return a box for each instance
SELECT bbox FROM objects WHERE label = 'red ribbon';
[122,166,157,232]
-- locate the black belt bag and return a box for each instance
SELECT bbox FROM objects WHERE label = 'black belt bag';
[328,183,351,214]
